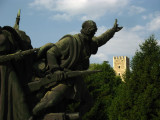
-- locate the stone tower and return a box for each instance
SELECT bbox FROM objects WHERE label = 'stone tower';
[113,56,129,81]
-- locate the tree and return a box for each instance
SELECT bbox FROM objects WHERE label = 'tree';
[109,35,160,120]
[66,61,122,120]
[81,61,121,120]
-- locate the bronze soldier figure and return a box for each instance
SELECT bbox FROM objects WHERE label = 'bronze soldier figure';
[32,19,123,118]
[0,9,123,119]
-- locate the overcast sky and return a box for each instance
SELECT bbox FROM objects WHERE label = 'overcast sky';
[0,0,160,66]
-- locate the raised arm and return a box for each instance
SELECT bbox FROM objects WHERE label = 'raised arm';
[95,19,123,47]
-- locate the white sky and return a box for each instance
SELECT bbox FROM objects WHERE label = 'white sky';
[0,0,160,66]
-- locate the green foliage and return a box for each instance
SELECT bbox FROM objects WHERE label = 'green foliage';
[66,61,122,120]
[82,61,122,120]
[109,35,160,120]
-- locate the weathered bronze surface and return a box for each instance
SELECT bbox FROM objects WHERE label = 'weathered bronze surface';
[0,10,122,120]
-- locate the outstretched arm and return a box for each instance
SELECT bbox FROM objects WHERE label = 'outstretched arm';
[95,19,123,47]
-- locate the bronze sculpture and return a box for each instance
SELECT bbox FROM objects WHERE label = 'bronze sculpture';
[0,10,122,120]
[32,19,122,119]
[0,21,33,120]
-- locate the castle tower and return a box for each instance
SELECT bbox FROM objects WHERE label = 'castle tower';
[113,56,129,81]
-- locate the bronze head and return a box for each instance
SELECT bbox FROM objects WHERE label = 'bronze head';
[81,20,97,38]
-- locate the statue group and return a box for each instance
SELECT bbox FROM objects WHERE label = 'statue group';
[0,10,122,120]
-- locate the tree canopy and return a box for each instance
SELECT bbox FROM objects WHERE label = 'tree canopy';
[109,35,160,120]
[67,35,160,120]
[66,61,122,120]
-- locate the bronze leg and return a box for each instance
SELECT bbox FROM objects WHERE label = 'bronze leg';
[32,84,70,115]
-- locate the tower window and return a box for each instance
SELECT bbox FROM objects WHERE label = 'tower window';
[119,73,120,76]
[118,66,120,68]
